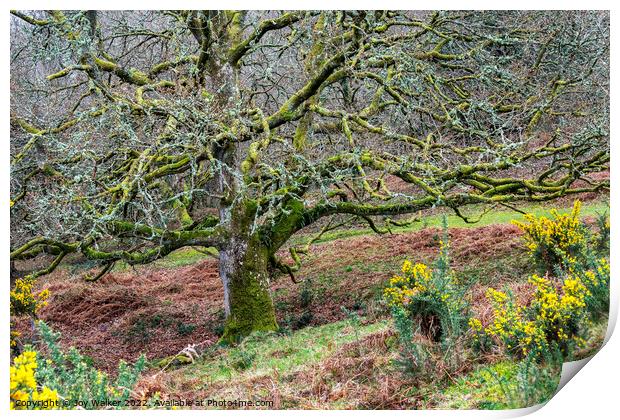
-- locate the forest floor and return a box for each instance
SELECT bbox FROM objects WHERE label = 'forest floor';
[18,197,610,409]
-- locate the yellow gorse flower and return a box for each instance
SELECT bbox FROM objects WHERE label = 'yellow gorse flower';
[10,276,50,317]
[10,350,59,410]
[401,260,412,274]
[472,269,591,357]
[468,318,483,332]
[32,387,59,404]
[10,351,38,392]
[384,260,432,308]
[512,200,586,269]
[11,330,21,349]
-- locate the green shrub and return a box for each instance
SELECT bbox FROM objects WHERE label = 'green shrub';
[491,351,561,409]
[594,209,610,253]
[390,306,432,377]
[32,321,146,409]
[384,220,471,378]
[440,357,560,409]
[299,279,313,308]
[384,223,469,343]
[229,347,256,371]
[293,311,314,329]
[176,322,197,336]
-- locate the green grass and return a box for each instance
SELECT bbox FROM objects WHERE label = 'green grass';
[177,318,390,384]
[573,317,609,360]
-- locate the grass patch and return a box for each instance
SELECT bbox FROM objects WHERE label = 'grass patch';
[175,318,390,385]
[434,360,520,409]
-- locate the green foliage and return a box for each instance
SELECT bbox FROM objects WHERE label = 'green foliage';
[438,361,519,409]
[33,321,146,409]
[122,313,199,343]
[594,209,610,253]
[229,347,257,371]
[490,352,561,409]
[204,308,227,337]
[278,278,316,331]
[123,313,173,345]
[299,279,313,308]
[293,311,314,329]
[439,356,560,409]
[176,322,197,336]
[390,306,432,378]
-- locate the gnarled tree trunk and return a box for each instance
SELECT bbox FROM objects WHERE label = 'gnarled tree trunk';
[216,199,278,343]
[219,236,278,343]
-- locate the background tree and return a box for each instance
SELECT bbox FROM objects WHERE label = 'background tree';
[10,10,609,342]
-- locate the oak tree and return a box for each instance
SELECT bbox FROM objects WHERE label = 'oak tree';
[10,10,609,342]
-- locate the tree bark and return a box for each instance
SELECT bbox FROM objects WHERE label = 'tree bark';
[219,235,278,343]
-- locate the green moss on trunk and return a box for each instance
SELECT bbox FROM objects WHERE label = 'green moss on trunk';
[219,241,278,344]
[219,201,278,344]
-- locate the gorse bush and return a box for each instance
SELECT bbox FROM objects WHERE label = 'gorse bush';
[11,275,51,354]
[560,203,610,320]
[385,221,471,378]
[594,210,610,253]
[11,321,146,410]
[472,200,610,360]
[470,248,610,360]
[384,225,469,343]
[10,276,50,317]
[390,305,433,377]
[470,271,590,358]
[512,200,587,273]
